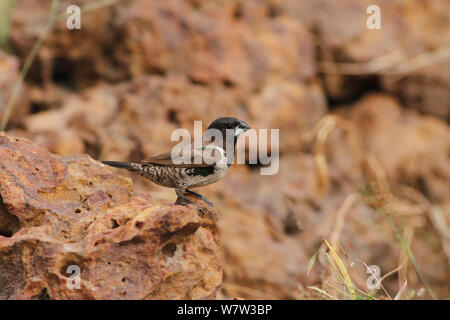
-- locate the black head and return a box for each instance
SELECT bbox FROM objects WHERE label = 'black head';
[207,117,251,138]
[204,117,251,165]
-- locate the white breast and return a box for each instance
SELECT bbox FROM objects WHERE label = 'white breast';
[183,145,229,189]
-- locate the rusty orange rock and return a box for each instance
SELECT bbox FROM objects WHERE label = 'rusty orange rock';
[0,133,222,299]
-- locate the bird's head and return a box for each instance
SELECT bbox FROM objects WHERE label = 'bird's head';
[206,117,251,141]
[203,117,251,165]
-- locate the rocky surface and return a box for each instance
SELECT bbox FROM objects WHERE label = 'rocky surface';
[1,0,449,300]
[288,0,450,119]
[0,133,221,299]
[9,0,450,119]
[216,95,450,298]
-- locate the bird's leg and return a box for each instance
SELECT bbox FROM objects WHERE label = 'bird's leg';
[185,189,215,208]
[176,189,206,217]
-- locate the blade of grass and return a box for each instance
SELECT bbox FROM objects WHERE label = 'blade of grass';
[306,286,336,300]
[322,281,353,299]
[0,0,125,130]
[323,251,346,285]
[323,281,376,300]
[0,0,60,131]
[55,0,122,21]
[323,239,357,299]
[0,0,17,49]
[385,213,438,300]
[359,185,438,300]
[307,247,321,275]
[394,280,408,300]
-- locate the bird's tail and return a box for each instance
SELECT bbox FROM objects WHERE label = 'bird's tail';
[102,161,141,172]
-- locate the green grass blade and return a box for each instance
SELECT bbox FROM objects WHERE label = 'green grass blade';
[0,0,17,49]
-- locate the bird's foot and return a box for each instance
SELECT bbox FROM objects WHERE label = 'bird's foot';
[177,194,206,217]
[185,190,215,208]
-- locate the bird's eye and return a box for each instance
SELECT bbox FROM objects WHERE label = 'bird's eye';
[227,124,233,129]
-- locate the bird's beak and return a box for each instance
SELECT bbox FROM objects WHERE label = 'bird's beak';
[234,120,251,137]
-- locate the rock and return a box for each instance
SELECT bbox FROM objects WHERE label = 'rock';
[216,158,321,299]
[203,94,450,299]
[17,73,326,162]
[10,0,327,159]
[11,0,317,89]
[344,94,450,204]
[282,0,450,119]
[381,64,450,120]
[11,0,120,86]
[248,79,327,153]
[113,1,316,88]
[6,0,450,300]
[0,133,222,299]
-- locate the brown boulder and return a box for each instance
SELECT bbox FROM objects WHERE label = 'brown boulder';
[285,0,450,119]
[0,133,222,299]
[344,94,450,204]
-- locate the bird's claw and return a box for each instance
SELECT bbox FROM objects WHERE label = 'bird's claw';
[196,207,206,217]
[186,190,215,208]
[177,195,206,217]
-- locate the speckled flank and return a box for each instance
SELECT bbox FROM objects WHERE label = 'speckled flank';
[138,163,228,191]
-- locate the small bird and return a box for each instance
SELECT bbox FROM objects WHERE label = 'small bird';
[102,117,251,215]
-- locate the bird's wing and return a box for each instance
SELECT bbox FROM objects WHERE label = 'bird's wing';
[142,146,223,167]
